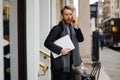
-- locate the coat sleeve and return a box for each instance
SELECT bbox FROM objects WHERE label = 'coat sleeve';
[74,28,84,42]
[44,26,62,55]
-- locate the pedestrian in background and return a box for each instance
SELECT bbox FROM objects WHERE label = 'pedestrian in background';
[44,6,84,80]
[99,28,105,50]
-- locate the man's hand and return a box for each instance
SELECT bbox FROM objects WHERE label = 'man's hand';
[71,19,78,28]
[60,48,71,55]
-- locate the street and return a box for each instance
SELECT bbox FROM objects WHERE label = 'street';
[100,47,120,80]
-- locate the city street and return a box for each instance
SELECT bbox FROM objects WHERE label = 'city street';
[100,47,120,80]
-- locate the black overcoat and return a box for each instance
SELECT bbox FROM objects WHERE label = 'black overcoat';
[44,21,84,71]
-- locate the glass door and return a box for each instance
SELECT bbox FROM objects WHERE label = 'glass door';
[3,0,10,80]
[3,0,27,80]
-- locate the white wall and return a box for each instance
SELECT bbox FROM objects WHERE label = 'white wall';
[26,0,40,80]
[78,0,92,62]
[51,0,57,27]
[0,0,4,80]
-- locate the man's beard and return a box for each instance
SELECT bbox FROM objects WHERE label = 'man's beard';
[64,19,72,25]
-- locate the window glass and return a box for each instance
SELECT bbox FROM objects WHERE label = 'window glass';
[3,0,10,80]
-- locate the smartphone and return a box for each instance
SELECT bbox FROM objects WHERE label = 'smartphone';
[71,17,75,23]
[72,19,75,23]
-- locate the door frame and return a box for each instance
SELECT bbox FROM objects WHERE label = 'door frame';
[18,0,27,80]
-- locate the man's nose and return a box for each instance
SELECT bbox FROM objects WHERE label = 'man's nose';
[68,15,72,19]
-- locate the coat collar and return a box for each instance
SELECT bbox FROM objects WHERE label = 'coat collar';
[58,20,72,30]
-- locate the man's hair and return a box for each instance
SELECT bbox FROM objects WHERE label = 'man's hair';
[61,6,73,15]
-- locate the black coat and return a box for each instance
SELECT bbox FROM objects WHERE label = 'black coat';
[44,21,84,71]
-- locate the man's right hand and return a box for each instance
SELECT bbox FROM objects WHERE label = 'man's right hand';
[60,48,71,55]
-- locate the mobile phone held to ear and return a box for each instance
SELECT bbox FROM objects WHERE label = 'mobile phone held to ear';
[71,17,75,23]
[72,19,75,23]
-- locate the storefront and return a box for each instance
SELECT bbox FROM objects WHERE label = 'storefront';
[0,0,92,80]
[0,0,67,80]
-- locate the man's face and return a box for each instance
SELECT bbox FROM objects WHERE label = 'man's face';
[62,9,73,25]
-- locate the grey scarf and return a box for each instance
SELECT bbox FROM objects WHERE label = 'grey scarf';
[61,21,82,72]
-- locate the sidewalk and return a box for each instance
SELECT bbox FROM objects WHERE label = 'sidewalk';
[98,47,112,80]
[99,67,111,80]
[99,47,120,80]
[81,46,120,80]
[84,63,111,80]
[82,47,112,80]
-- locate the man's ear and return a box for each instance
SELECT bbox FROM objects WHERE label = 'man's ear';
[60,14,63,19]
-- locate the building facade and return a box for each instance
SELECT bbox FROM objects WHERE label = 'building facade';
[97,0,104,28]
[103,0,120,47]
[103,0,120,22]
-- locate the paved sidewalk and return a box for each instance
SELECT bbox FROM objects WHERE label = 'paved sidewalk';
[99,67,111,80]
[81,46,120,80]
[82,47,113,80]
[99,47,120,80]
[84,63,111,80]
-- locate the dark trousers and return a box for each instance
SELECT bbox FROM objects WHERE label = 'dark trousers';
[52,71,75,80]
[100,40,104,50]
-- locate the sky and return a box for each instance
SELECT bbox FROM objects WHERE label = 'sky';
[89,0,98,4]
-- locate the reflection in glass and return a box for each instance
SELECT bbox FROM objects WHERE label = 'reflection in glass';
[3,0,10,80]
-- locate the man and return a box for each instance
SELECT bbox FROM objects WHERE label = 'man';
[44,6,84,80]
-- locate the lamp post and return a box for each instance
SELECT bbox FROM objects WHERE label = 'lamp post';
[90,3,100,62]
[90,3,98,27]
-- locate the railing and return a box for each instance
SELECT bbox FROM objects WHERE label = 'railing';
[38,49,50,77]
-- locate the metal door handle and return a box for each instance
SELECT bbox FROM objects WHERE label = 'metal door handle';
[38,62,48,77]
[39,49,50,59]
